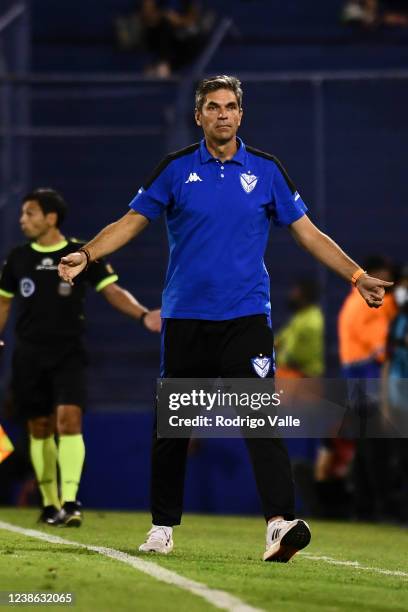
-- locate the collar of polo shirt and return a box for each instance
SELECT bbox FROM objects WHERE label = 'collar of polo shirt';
[199,137,247,166]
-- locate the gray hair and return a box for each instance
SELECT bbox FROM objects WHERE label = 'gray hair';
[195,75,243,111]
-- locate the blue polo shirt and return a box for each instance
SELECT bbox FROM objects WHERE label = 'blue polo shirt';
[129,138,307,321]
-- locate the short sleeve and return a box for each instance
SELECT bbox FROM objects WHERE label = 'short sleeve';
[129,156,174,221]
[269,160,308,227]
[0,251,17,298]
[86,259,118,292]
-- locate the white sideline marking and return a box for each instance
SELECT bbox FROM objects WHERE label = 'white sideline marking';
[300,552,408,579]
[0,521,262,612]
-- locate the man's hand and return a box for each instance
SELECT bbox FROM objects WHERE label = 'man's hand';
[356,274,393,308]
[289,217,395,306]
[59,212,149,285]
[58,252,88,285]
[142,309,161,333]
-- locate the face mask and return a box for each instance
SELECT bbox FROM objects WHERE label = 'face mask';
[394,286,408,307]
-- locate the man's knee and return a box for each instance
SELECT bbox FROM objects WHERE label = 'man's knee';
[28,416,54,439]
[57,405,82,435]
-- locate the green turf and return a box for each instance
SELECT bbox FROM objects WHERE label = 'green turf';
[0,509,407,612]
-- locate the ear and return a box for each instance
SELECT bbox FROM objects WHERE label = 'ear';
[194,109,201,127]
[237,107,243,127]
[45,211,58,228]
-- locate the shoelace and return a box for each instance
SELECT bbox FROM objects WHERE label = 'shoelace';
[145,527,170,545]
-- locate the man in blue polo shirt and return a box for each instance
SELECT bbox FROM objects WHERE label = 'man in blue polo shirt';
[130,131,307,322]
[59,75,392,562]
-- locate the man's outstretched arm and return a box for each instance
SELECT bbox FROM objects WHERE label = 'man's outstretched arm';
[58,211,149,284]
[289,215,393,308]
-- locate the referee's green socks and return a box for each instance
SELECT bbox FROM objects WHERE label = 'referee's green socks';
[29,435,60,509]
[58,434,85,503]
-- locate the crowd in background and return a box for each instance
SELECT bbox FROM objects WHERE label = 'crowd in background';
[113,1,408,78]
[342,0,408,28]
[115,0,214,77]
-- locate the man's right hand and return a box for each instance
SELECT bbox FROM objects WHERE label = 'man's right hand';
[58,251,88,285]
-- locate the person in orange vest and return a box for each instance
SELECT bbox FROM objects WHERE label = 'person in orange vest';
[338,255,396,379]
[338,255,396,520]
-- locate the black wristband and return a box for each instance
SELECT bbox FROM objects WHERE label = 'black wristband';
[140,311,148,327]
[78,247,91,270]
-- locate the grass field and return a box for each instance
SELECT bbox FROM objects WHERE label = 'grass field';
[0,509,407,612]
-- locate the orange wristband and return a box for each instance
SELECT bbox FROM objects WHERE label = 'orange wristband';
[351,268,366,285]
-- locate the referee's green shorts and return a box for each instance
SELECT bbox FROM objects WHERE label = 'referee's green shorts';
[11,341,87,420]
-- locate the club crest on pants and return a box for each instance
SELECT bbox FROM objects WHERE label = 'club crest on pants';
[251,355,271,378]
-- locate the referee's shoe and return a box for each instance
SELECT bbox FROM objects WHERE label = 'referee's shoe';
[58,501,83,527]
[263,518,311,562]
[37,505,61,526]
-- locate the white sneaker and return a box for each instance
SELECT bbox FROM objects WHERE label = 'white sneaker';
[138,526,174,554]
[263,518,311,562]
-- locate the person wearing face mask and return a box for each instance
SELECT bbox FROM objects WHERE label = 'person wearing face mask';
[381,266,408,522]
[385,266,408,407]
[382,266,408,419]
[275,279,324,378]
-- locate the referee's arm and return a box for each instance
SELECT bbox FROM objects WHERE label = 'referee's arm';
[289,215,393,308]
[0,295,12,344]
[58,211,149,285]
[101,284,161,333]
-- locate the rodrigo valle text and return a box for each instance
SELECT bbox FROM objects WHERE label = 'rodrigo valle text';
[169,415,301,429]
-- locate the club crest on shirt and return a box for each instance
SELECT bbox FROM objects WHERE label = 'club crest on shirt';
[251,355,271,378]
[20,277,35,298]
[240,172,258,194]
[58,281,72,297]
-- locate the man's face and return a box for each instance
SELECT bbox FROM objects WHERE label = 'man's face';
[20,200,55,240]
[195,88,243,145]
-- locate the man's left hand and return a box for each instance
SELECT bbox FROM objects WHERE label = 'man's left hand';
[142,309,161,333]
[356,275,394,308]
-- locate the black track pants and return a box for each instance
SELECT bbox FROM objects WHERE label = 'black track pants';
[151,316,295,526]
